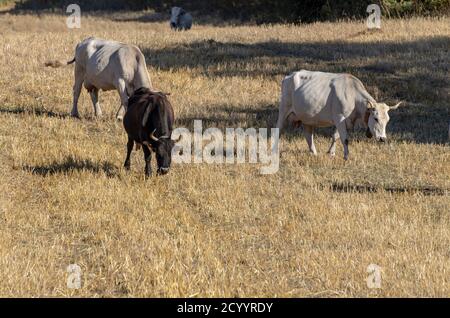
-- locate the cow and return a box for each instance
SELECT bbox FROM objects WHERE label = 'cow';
[45,37,153,120]
[123,87,176,176]
[170,7,193,30]
[276,70,402,160]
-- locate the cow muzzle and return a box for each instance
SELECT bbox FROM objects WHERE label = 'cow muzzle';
[378,137,386,143]
[157,167,170,175]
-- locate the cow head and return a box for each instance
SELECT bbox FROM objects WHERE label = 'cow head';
[170,7,184,29]
[147,130,175,175]
[365,100,402,142]
[141,93,177,175]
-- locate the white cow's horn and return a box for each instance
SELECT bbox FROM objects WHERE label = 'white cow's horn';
[389,101,402,110]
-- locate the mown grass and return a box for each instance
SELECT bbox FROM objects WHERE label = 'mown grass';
[0,12,449,297]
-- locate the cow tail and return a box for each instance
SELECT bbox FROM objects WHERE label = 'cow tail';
[44,57,75,68]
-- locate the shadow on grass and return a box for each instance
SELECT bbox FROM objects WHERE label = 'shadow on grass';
[110,11,168,23]
[143,37,450,81]
[23,156,119,178]
[176,104,278,128]
[329,182,447,196]
[0,106,69,119]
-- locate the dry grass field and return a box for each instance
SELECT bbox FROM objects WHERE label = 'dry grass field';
[0,10,449,297]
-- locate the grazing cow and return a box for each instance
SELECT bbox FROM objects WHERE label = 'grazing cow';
[45,37,153,119]
[276,70,401,160]
[170,7,193,30]
[123,87,176,176]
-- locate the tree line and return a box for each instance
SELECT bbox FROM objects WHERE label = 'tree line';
[13,0,450,23]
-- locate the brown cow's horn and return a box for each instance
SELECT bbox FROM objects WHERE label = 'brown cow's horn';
[149,129,159,141]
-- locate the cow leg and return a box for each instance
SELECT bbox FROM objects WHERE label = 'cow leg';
[334,117,349,160]
[275,91,290,133]
[327,128,340,157]
[303,125,317,155]
[124,137,134,171]
[143,145,152,177]
[89,88,102,117]
[115,79,129,121]
[71,67,84,118]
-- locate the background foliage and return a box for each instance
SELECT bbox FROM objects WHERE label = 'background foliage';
[10,0,450,23]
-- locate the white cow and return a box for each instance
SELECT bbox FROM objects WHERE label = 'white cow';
[45,37,153,119]
[276,70,401,160]
[170,7,192,30]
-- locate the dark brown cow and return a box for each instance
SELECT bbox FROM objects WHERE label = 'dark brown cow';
[123,87,176,176]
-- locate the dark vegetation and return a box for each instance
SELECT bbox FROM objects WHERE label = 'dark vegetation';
[10,0,450,23]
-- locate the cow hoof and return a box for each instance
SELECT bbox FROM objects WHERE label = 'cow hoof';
[71,112,81,119]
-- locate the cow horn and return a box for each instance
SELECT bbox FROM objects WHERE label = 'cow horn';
[389,101,402,110]
[142,104,152,127]
[150,129,159,141]
[367,100,376,109]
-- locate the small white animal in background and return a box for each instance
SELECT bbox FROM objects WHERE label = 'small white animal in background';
[170,7,193,30]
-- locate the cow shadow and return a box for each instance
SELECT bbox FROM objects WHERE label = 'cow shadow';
[109,11,168,23]
[23,156,119,178]
[176,104,278,129]
[0,106,69,119]
[329,182,447,196]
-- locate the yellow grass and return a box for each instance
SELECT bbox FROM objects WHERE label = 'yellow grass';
[0,12,449,297]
